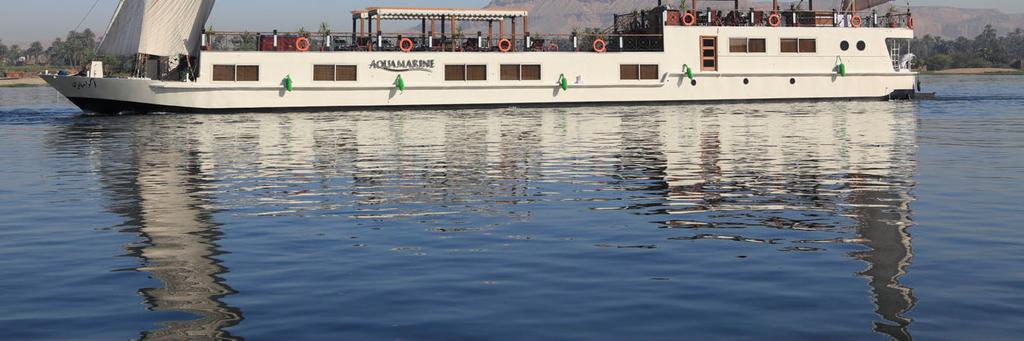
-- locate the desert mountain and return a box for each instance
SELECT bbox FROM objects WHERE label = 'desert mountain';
[485,0,1024,38]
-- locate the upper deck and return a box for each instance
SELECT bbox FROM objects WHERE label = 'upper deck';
[200,3,913,54]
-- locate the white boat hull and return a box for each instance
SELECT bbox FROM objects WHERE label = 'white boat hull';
[45,26,918,114]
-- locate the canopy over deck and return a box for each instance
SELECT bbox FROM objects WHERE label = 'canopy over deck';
[361,7,528,21]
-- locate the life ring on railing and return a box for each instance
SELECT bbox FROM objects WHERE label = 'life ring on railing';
[498,39,513,52]
[399,38,414,52]
[768,13,781,27]
[593,39,607,53]
[907,16,914,29]
[682,11,696,26]
[295,37,311,52]
[851,15,863,28]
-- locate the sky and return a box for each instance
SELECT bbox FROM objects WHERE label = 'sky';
[0,0,1021,44]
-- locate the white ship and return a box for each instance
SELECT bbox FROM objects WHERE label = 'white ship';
[43,0,918,114]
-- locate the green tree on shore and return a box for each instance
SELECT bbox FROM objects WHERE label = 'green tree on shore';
[914,25,1024,70]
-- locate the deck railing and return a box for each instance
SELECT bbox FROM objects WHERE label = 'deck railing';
[201,11,911,53]
[203,32,665,53]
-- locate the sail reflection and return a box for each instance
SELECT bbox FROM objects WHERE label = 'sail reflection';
[51,101,917,339]
[52,119,242,340]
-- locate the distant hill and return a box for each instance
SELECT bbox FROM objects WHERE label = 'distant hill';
[485,0,1024,38]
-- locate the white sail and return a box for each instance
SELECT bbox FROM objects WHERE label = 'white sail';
[841,0,895,11]
[98,0,216,57]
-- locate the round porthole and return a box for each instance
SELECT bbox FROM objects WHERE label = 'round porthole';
[691,80,698,86]
[743,78,750,85]
[857,41,866,51]
[789,78,796,85]
[840,41,850,51]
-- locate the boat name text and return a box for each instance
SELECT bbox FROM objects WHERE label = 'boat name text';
[369,59,435,72]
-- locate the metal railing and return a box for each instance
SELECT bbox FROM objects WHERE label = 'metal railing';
[203,32,665,53]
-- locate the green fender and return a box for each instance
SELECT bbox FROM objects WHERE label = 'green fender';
[395,75,406,92]
[284,75,294,92]
[559,74,569,91]
[683,64,694,80]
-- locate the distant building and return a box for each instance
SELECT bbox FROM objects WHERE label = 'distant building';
[1012,59,1023,70]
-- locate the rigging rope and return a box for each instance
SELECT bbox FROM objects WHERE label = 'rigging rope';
[74,0,103,31]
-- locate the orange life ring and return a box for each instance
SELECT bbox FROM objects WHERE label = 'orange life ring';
[768,13,781,27]
[295,37,310,52]
[682,11,696,26]
[907,17,914,29]
[498,39,512,52]
[851,15,863,28]
[593,39,607,53]
[399,38,414,52]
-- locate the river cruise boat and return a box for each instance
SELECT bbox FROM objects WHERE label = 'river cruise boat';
[43,0,918,114]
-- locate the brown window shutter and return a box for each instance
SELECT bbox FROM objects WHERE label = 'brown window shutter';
[313,65,335,81]
[781,38,799,53]
[212,65,235,81]
[620,64,639,80]
[466,65,487,81]
[640,65,659,80]
[521,65,541,80]
[336,66,357,81]
[445,65,466,81]
[729,38,747,53]
[236,65,260,81]
[799,39,817,53]
[500,64,520,80]
[749,39,766,53]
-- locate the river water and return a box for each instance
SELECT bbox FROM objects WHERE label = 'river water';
[0,75,1021,340]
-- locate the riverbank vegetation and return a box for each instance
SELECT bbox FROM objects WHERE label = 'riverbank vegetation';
[913,25,1024,71]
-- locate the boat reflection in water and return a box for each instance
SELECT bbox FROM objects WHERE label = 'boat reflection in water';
[53,101,917,340]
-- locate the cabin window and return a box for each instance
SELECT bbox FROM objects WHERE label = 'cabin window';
[620,64,659,80]
[445,65,487,81]
[212,65,235,81]
[799,39,817,53]
[236,66,260,81]
[501,64,542,81]
[701,36,718,71]
[314,65,357,81]
[729,38,766,53]
[782,38,816,53]
[213,65,259,82]
[336,66,357,81]
[313,65,334,81]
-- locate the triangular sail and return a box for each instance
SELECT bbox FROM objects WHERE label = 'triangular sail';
[98,0,216,57]
[841,0,895,12]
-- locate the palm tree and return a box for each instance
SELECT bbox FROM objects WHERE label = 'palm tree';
[27,42,44,65]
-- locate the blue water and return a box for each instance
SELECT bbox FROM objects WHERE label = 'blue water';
[0,75,1022,340]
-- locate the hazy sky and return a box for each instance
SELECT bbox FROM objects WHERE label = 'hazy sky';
[0,0,1020,44]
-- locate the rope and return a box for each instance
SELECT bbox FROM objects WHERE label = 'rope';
[74,0,103,31]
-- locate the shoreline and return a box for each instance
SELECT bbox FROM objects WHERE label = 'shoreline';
[923,68,1024,75]
[0,77,48,88]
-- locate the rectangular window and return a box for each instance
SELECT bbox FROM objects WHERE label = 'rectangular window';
[313,65,335,81]
[236,65,260,81]
[521,65,541,80]
[620,64,658,80]
[212,65,235,81]
[445,65,486,81]
[639,65,659,80]
[466,65,487,81]
[336,65,357,81]
[500,64,542,81]
[500,64,520,80]
[445,65,466,81]
[781,38,799,53]
[314,65,357,81]
[620,64,640,80]
[213,65,258,82]
[729,38,747,53]
[799,39,817,53]
[701,36,718,71]
[749,39,766,53]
